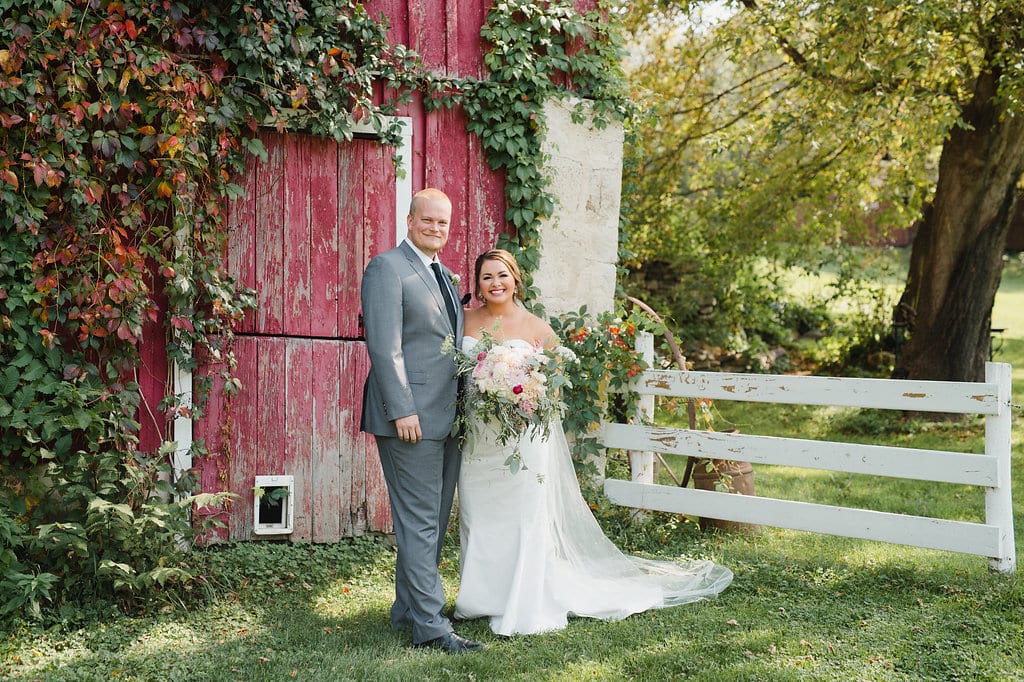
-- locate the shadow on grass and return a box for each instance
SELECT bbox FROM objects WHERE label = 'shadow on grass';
[6,531,1024,681]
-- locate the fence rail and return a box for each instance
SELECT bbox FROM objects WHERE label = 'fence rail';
[602,361,1016,573]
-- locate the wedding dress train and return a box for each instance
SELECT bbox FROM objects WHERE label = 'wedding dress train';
[454,338,733,636]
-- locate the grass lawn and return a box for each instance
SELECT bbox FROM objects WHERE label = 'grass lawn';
[2,256,1023,681]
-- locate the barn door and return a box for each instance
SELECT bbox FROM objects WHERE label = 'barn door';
[196,130,398,542]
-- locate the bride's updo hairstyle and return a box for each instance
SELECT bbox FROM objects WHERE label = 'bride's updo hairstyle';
[474,249,526,304]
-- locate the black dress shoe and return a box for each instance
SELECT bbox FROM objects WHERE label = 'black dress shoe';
[417,631,486,653]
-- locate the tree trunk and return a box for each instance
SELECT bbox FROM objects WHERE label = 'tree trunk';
[894,67,1024,383]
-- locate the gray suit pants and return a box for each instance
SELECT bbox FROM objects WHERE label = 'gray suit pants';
[375,434,461,644]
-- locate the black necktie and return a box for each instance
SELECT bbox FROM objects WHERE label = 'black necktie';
[431,262,458,331]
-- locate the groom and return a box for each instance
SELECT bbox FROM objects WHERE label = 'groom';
[359,188,483,653]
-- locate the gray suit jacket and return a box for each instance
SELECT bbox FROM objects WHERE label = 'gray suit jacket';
[360,241,464,440]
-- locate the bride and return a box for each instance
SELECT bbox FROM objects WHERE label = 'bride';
[453,249,733,636]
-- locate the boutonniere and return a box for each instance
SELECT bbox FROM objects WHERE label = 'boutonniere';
[449,272,461,290]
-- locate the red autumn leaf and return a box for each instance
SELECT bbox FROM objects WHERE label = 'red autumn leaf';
[289,85,308,108]
[1,169,17,189]
[38,329,56,349]
[34,274,56,293]
[108,284,124,304]
[211,62,226,83]
[116,322,135,341]
[175,27,194,49]
[158,135,180,156]
[0,112,23,128]
[125,20,138,40]
[32,162,47,187]
[171,316,195,332]
[65,103,86,124]
[85,181,103,204]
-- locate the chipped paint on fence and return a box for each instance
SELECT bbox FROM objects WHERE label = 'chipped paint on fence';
[605,362,1016,573]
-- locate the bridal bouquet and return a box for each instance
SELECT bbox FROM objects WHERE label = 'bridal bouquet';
[446,331,577,474]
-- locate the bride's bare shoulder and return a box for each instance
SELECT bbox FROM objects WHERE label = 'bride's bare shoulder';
[524,313,557,347]
[464,306,498,339]
[464,306,487,326]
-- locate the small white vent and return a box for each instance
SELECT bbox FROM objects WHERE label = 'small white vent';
[253,475,294,535]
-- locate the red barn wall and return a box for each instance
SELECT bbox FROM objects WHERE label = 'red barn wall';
[140,0,510,542]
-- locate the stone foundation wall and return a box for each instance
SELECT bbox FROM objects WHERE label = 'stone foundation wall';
[533,98,623,319]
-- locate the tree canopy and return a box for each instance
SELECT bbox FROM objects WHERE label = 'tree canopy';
[622,0,1024,381]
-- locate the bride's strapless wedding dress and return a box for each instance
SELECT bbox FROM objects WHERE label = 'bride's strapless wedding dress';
[453,337,733,636]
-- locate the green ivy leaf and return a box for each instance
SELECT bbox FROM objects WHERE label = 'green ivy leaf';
[20,361,46,383]
[71,409,93,431]
[0,366,18,395]
[10,351,34,368]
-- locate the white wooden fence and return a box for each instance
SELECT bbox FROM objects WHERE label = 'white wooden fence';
[603,361,1017,573]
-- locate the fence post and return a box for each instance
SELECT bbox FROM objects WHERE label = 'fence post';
[984,362,1016,573]
[628,332,655,519]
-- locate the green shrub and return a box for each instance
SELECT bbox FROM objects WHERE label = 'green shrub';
[0,0,408,620]
[552,304,663,476]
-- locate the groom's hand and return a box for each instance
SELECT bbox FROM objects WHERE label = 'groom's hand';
[395,415,422,443]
